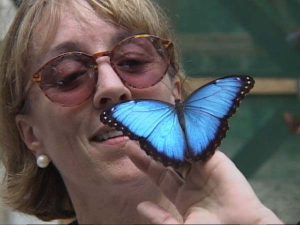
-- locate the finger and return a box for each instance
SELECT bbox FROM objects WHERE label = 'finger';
[186,150,244,187]
[203,151,250,185]
[187,150,259,209]
[137,201,180,224]
[184,207,220,224]
[122,141,184,200]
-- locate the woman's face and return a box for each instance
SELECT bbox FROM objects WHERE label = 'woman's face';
[16,1,180,187]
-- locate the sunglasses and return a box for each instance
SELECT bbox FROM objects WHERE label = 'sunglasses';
[31,34,174,107]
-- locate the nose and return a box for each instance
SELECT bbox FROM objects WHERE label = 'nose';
[93,60,132,109]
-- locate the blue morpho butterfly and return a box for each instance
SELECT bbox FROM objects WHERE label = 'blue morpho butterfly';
[100,75,254,167]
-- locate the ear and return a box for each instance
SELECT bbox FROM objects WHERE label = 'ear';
[15,114,43,157]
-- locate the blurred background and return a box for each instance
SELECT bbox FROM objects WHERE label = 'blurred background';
[1,0,299,223]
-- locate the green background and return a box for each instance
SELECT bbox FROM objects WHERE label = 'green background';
[155,0,300,223]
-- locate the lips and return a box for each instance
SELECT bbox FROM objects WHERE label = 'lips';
[90,129,125,143]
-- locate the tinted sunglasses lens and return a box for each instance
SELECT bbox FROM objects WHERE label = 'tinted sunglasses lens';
[111,36,170,88]
[39,53,97,106]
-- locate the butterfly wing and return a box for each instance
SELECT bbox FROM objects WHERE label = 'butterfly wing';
[100,100,188,166]
[183,75,254,160]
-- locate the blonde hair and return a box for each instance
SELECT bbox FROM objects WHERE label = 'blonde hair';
[0,0,186,221]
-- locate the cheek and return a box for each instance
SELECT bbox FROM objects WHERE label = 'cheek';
[47,109,90,143]
[131,87,172,102]
[130,77,177,103]
[30,96,89,148]
[32,105,92,172]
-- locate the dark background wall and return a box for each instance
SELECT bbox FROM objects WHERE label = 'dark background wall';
[155,0,300,223]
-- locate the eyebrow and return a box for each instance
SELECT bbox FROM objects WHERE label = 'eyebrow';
[31,41,83,71]
[35,30,133,72]
[49,30,132,56]
[110,31,132,46]
[50,41,84,56]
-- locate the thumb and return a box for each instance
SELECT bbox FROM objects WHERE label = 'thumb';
[122,140,152,170]
[137,201,180,224]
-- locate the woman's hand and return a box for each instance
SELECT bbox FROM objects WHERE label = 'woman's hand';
[123,141,283,224]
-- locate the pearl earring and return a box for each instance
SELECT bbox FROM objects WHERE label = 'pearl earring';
[36,155,50,168]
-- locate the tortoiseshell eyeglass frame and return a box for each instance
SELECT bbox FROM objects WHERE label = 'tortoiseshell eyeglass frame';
[21,34,174,110]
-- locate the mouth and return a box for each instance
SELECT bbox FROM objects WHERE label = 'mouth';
[90,129,125,143]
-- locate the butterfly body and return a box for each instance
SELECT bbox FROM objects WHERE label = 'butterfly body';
[174,99,186,132]
[100,75,254,167]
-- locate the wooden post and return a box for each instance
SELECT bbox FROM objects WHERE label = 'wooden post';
[186,77,298,95]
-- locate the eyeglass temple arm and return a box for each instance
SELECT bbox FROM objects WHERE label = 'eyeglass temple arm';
[32,73,42,82]
[162,40,173,49]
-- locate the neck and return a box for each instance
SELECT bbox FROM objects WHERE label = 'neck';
[64,176,177,224]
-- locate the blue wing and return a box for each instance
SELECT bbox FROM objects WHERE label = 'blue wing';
[100,75,254,167]
[100,100,188,166]
[183,75,254,159]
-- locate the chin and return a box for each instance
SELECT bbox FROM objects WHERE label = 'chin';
[103,156,148,185]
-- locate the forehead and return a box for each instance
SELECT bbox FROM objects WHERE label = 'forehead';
[32,0,128,68]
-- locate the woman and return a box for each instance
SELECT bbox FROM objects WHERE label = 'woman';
[0,0,283,224]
